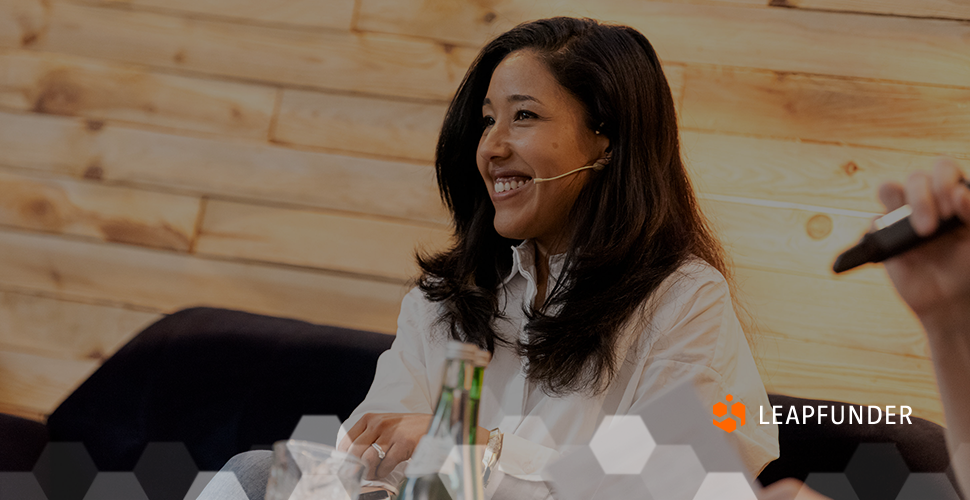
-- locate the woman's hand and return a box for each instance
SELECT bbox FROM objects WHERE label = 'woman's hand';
[338,413,432,480]
[758,479,831,500]
[877,157,970,332]
[338,413,491,481]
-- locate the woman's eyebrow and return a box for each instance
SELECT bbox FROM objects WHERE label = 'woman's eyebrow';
[508,94,541,104]
[482,95,542,106]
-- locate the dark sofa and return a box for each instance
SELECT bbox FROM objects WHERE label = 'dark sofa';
[0,307,961,500]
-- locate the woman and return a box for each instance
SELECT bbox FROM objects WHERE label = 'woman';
[338,16,778,495]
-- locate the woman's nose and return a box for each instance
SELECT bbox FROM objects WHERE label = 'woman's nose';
[479,123,511,161]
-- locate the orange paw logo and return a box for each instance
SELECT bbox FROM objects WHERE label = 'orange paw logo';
[713,394,745,433]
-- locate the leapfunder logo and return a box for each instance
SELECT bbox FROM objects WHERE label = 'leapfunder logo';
[713,394,746,433]
[712,395,914,432]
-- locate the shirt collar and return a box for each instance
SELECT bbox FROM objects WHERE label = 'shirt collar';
[503,240,568,286]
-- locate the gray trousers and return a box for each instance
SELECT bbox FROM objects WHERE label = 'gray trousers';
[193,451,273,500]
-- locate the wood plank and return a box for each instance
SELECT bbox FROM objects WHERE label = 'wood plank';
[665,64,685,113]
[0,227,407,333]
[356,0,970,89]
[273,91,448,162]
[0,289,160,360]
[4,1,477,102]
[196,200,452,282]
[3,97,930,231]
[0,349,98,416]
[681,66,970,159]
[0,111,449,225]
[77,0,356,30]
[683,131,939,214]
[0,48,277,139]
[0,0,46,48]
[0,168,200,251]
[272,64,683,162]
[733,266,928,359]
[758,336,943,425]
[773,0,970,22]
[701,198,883,284]
[669,0,769,6]
[702,194,930,360]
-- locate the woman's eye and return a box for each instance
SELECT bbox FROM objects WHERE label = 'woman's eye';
[514,110,537,121]
[482,116,495,128]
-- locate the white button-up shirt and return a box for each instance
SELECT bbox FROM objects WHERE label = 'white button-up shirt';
[342,242,779,490]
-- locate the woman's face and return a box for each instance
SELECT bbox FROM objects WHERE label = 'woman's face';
[477,50,609,255]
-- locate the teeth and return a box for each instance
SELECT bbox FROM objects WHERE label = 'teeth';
[494,179,530,194]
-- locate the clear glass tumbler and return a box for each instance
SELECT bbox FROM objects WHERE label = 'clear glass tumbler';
[265,440,367,500]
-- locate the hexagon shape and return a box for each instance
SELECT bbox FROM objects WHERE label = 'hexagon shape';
[637,380,747,474]
[189,471,248,500]
[596,474,654,499]
[895,473,961,500]
[400,441,487,492]
[844,443,909,500]
[181,472,219,500]
[289,415,343,446]
[713,402,727,418]
[82,472,149,500]
[692,472,756,500]
[283,440,370,500]
[0,471,48,500]
[589,415,655,474]
[641,445,705,500]
[33,442,98,500]
[803,472,859,500]
[542,445,605,500]
[730,400,745,425]
[134,442,199,500]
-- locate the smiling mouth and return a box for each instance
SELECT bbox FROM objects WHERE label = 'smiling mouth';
[494,176,532,194]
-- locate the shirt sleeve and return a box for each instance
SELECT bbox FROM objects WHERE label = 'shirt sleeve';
[336,287,442,493]
[624,263,779,476]
[340,288,439,430]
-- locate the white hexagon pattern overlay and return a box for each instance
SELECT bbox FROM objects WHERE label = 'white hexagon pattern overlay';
[589,415,656,474]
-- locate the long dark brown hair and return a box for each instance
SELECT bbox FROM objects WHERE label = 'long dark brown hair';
[417,17,730,396]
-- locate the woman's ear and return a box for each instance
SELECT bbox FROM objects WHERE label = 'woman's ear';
[592,122,610,162]
[596,136,611,159]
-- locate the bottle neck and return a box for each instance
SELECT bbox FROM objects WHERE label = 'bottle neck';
[427,357,484,445]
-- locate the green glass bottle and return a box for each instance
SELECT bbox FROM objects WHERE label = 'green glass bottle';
[396,341,490,500]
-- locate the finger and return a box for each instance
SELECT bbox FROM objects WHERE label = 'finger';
[348,427,381,460]
[376,442,409,479]
[795,485,833,500]
[931,157,964,219]
[905,172,939,237]
[338,417,371,453]
[952,182,970,225]
[337,425,355,453]
[360,445,384,481]
[878,181,906,212]
[758,479,800,500]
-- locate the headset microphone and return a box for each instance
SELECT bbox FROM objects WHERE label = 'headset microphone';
[533,152,611,184]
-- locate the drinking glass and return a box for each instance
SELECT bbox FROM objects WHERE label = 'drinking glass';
[265,440,367,500]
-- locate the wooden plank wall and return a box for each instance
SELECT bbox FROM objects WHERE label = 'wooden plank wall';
[0,0,965,426]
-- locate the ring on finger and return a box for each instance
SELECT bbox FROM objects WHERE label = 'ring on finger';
[371,443,386,460]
